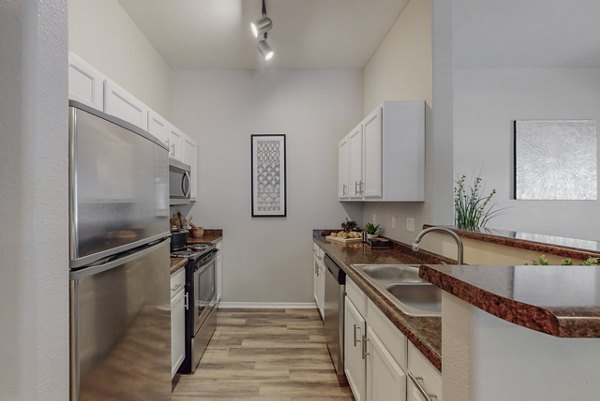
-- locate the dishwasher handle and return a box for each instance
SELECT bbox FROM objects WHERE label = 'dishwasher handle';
[324,254,346,284]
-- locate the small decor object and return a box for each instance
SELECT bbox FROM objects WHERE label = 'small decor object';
[341,218,358,232]
[367,238,392,249]
[454,175,502,229]
[364,223,381,239]
[251,134,286,217]
[514,120,597,200]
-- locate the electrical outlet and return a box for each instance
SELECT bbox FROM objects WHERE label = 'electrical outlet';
[406,218,415,232]
[391,216,397,229]
[372,214,376,224]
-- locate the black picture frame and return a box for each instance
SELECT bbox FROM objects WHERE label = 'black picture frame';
[251,134,287,217]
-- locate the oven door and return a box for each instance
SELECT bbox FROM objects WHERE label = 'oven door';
[193,258,216,334]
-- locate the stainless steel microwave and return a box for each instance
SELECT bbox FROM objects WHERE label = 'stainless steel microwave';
[169,159,191,204]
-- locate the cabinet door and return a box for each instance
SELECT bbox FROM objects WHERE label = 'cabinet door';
[313,255,320,308]
[407,342,441,401]
[348,124,363,199]
[182,135,198,199]
[171,288,185,377]
[216,251,222,302]
[169,126,184,161]
[344,297,366,401]
[68,52,105,110]
[366,326,407,401]
[338,136,350,199]
[147,110,170,148]
[316,260,325,318]
[362,107,383,198]
[104,79,148,130]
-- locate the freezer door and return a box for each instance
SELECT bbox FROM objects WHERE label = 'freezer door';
[69,104,169,267]
[70,239,171,401]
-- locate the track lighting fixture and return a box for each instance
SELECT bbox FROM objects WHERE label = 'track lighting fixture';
[251,0,274,61]
[251,16,272,38]
[257,39,274,61]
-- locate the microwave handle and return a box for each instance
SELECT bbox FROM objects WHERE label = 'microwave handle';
[182,171,190,197]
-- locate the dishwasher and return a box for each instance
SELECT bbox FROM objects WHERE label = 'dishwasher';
[324,253,346,380]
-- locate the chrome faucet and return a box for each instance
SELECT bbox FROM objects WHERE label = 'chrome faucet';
[412,226,464,265]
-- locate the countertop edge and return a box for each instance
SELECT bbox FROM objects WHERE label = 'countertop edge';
[314,234,442,372]
[420,264,600,338]
[424,225,600,261]
[170,258,187,275]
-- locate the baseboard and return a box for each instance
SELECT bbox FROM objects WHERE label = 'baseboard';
[218,302,316,309]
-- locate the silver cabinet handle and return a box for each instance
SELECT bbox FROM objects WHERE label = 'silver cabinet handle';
[353,324,362,347]
[342,184,347,195]
[360,180,364,194]
[170,143,175,156]
[354,181,359,195]
[362,336,370,359]
[408,372,438,401]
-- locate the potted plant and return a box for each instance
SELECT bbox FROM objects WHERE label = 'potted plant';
[454,174,504,230]
[364,223,380,239]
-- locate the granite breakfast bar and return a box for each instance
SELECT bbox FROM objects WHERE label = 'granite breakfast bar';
[420,262,600,401]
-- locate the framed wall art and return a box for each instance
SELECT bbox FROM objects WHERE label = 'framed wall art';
[251,134,287,217]
[514,120,597,200]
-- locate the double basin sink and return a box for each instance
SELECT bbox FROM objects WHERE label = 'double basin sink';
[352,264,441,317]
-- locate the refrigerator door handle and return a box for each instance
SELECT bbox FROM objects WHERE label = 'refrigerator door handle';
[70,238,169,280]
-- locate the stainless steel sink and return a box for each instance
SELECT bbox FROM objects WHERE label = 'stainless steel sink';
[352,264,441,317]
[361,264,423,282]
[385,284,441,315]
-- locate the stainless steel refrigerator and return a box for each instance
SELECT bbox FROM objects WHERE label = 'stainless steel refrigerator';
[68,100,171,401]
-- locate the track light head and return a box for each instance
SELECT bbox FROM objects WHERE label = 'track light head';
[257,39,274,61]
[250,16,272,38]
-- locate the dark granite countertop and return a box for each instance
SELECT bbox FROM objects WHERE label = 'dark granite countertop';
[425,225,600,261]
[187,229,223,245]
[170,257,187,275]
[313,230,453,371]
[421,264,600,338]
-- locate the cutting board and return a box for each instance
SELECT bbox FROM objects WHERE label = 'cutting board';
[325,235,362,244]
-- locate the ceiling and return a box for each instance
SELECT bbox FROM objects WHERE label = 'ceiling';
[117,0,409,70]
[454,0,600,68]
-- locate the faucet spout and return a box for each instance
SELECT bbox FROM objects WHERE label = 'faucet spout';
[412,226,464,264]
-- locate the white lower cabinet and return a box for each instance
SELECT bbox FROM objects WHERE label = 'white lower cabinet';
[407,342,442,401]
[345,277,439,401]
[312,243,325,319]
[171,268,186,378]
[344,297,366,401]
[366,326,406,401]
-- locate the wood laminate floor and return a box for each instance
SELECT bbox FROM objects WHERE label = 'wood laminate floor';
[172,308,355,401]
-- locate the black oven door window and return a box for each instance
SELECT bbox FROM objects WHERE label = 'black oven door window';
[194,260,215,331]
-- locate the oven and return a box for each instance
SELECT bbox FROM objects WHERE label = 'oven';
[178,247,218,374]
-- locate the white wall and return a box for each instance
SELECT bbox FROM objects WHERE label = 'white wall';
[454,68,600,240]
[172,69,363,303]
[452,0,600,241]
[69,0,173,118]
[361,0,455,251]
[0,1,69,400]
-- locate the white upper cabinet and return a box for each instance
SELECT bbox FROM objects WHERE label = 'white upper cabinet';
[348,124,364,199]
[147,109,171,148]
[362,107,383,198]
[338,137,350,199]
[169,126,184,161]
[182,135,198,199]
[68,52,105,110]
[104,79,148,131]
[338,101,425,202]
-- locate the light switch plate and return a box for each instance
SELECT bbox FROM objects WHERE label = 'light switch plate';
[406,218,415,232]
[372,214,376,224]
[391,216,397,229]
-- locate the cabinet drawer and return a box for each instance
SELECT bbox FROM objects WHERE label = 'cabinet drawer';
[367,299,407,370]
[170,267,185,298]
[346,277,368,318]
[407,342,441,401]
